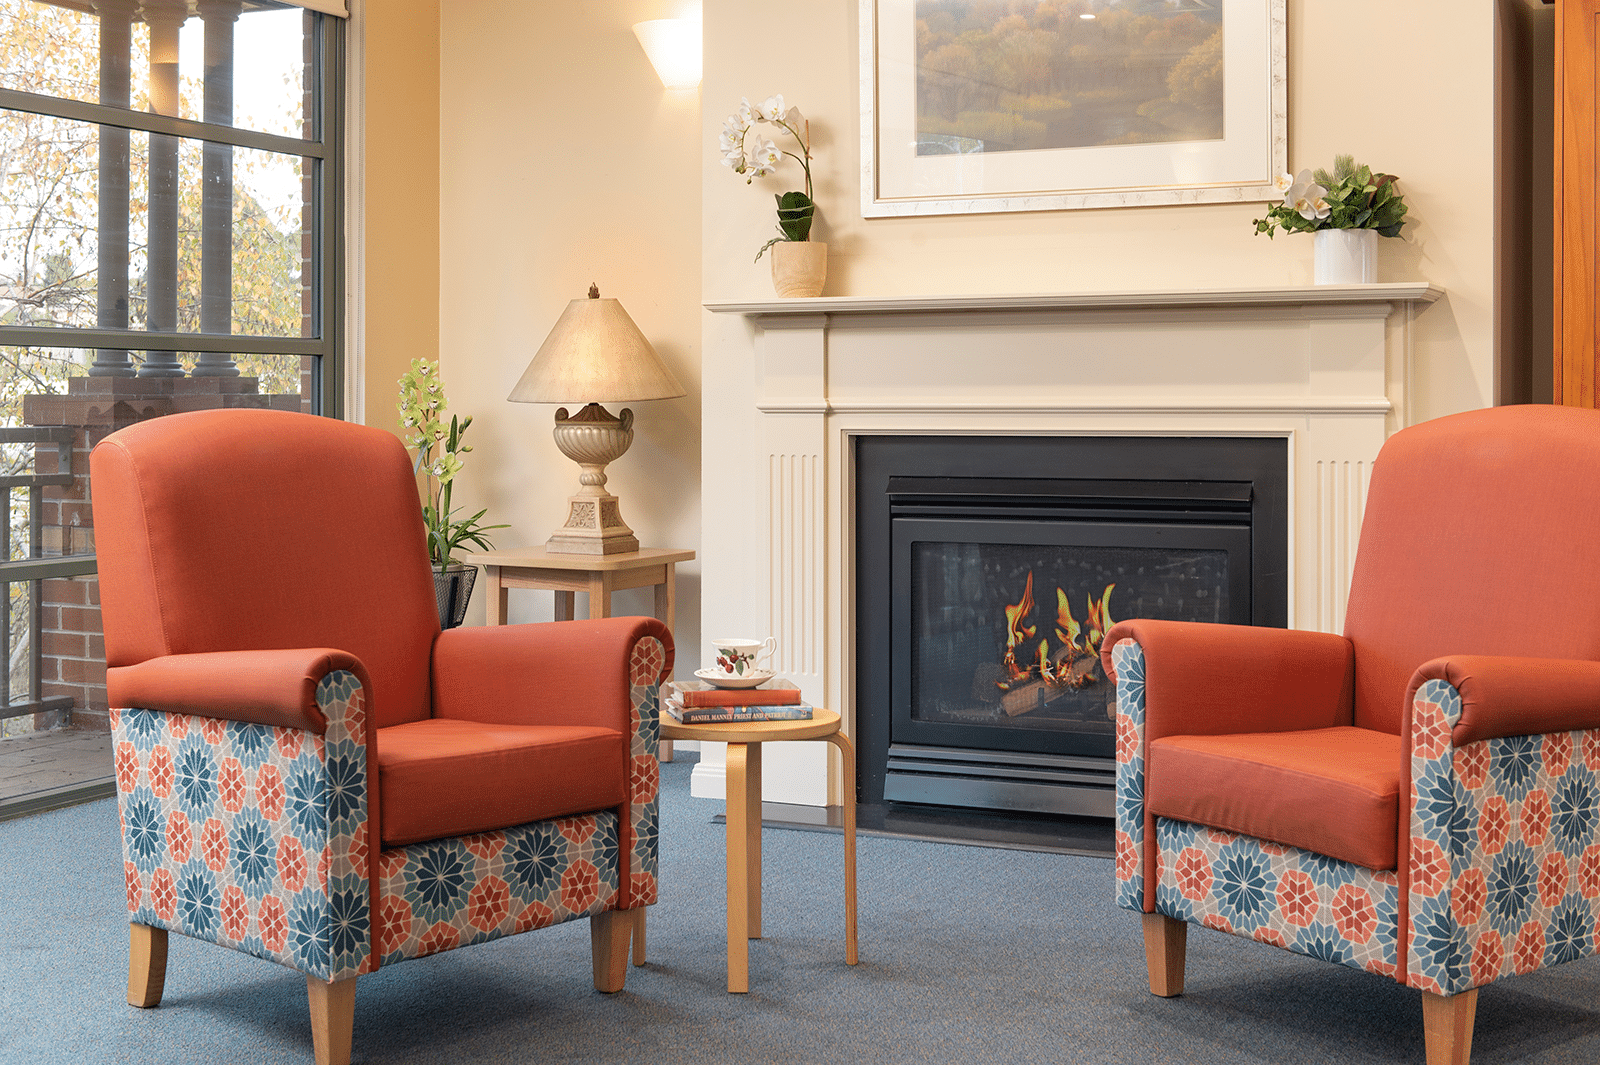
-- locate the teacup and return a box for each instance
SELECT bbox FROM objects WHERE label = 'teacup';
[710,637,777,678]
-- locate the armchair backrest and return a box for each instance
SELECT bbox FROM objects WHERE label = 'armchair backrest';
[91,408,441,728]
[1344,404,1600,734]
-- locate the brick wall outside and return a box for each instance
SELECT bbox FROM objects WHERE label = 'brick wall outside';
[19,376,299,733]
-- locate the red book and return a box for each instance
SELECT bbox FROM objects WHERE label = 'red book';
[675,680,802,707]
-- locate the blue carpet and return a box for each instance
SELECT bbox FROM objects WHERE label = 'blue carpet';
[2,755,1598,1064]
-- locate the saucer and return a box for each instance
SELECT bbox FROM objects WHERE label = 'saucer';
[694,668,776,690]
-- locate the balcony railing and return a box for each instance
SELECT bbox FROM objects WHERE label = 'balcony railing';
[0,426,95,723]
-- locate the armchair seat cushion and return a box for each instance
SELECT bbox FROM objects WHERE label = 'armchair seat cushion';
[376,719,627,847]
[1146,726,1402,871]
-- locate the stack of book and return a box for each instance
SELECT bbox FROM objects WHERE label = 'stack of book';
[663,679,814,723]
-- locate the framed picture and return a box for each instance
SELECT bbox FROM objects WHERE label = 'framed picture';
[859,0,1287,217]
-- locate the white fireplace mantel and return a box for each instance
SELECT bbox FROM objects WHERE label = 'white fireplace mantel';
[696,283,1443,807]
[707,282,1441,317]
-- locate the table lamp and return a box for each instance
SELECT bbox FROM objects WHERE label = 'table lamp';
[510,284,686,555]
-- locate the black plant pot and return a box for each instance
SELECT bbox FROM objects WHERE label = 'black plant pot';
[432,564,477,629]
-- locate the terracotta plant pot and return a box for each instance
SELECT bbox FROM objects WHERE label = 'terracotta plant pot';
[771,240,827,298]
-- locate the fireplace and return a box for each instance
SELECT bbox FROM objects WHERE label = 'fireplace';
[700,285,1439,815]
[856,435,1288,819]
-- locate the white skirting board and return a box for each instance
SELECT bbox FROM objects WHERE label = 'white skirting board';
[689,740,830,807]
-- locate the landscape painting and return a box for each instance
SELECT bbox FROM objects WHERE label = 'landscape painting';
[861,0,1284,217]
[914,0,1224,157]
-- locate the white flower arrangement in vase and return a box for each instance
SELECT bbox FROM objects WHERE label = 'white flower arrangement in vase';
[719,94,827,297]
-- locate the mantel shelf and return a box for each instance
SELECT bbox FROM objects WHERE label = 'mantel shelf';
[705,283,1443,319]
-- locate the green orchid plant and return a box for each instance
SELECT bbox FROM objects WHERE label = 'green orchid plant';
[397,358,508,569]
[719,94,816,262]
[1252,155,1408,239]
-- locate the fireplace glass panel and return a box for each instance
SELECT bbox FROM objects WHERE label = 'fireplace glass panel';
[910,540,1228,737]
[890,516,1252,759]
[858,434,1288,813]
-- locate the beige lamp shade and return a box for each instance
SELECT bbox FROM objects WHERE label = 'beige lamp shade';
[509,286,685,405]
[511,285,683,556]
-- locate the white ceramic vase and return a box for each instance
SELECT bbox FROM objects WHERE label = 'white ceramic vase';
[771,240,827,298]
[1313,228,1378,285]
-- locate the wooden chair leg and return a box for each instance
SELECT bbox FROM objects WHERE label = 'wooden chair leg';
[127,923,168,1008]
[632,907,647,966]
[1142,912,1187,997]
[1422,988,1478,1065]
[307,975,357,1065]
[591,909,632,993]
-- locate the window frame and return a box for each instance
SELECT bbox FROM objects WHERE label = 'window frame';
[0,7,346,414]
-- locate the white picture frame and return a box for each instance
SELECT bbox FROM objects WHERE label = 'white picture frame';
[859,0,1288,217]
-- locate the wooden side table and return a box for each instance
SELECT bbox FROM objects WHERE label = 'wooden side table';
[468,546,694,628]
[660,708,858,993]
[467,546,694,763]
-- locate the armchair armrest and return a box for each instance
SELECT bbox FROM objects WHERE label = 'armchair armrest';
[1102,619,1355,742]
[433,616,674,918]
[110,650,376,983]
[108,648,370,732]
[1402,655,1600,996]
[431,616,675,729]
[1406,655,1600,745]
[1103,620,1355,916]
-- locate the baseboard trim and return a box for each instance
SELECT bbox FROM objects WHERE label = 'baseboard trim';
[0,776,116,822]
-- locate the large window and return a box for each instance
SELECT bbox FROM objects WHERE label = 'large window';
[0,0,343,733]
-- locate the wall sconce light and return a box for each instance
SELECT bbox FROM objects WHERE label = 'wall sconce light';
[632,19,701,90]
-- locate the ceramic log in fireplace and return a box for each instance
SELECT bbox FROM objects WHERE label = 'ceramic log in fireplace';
[855,436,1288,819]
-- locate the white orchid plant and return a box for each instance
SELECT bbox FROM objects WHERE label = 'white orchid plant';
[397,358,507,569]
[1252,155,1407,239]
[719,94,816,261]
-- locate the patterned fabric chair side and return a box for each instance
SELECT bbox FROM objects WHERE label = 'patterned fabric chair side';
[115,665,374,980]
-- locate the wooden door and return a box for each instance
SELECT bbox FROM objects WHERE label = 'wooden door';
[1556,0,1600,405]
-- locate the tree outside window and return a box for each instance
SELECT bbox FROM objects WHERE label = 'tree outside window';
[0,0,342,735]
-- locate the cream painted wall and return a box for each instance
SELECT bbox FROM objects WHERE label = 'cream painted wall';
[696,0,1521,803]
[361,0,440,442]
[417,0,1521,734]
[703,0,1506,422]
[439,1,703,663]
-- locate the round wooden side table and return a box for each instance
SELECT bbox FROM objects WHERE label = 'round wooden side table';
[660,708,858,993]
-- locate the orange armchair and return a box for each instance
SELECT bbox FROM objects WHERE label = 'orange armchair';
[1103,404,1600,1064]
[92,408,670,1065]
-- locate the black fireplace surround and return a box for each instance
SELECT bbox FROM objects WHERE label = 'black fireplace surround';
[855,435,1288,819]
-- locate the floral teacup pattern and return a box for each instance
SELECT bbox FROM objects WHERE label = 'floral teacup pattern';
[711,637,776,677]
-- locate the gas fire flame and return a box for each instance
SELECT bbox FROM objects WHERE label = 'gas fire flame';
[1000,571,1038,679]
[997,572,1115,692]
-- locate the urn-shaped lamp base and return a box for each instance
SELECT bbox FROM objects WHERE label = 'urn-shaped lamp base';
[547,402,641,555]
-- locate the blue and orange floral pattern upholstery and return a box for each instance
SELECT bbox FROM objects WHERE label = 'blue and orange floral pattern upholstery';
[1112,646,1600,998]
[1154,820,1401,980]
[1406,679,1600,995]
[112,639,668,977]
[1110,639,1147,914]
[113,671,371,981]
